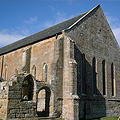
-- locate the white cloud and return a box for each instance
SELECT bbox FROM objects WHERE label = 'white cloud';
[0,33,25,47]
[113,28,120,45]
[25,17,38,24]
[105,13,120,46]
[0,29,27,47]
[49,6,55,11]
[0,11,68,47]
[44,12,70,28]
[44,20,53,28]
[105,12,120,29]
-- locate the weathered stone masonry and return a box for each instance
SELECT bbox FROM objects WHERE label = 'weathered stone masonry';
[0,5,120,120]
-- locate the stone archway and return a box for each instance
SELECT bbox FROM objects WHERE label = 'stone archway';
[22,75,34,101]
[37,87,51,117]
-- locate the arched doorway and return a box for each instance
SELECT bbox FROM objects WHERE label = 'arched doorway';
[22,75,34,101]
[37,87,51,117]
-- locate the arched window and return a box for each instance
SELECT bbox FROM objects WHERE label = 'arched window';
[22,75,34,101]
[32,65,36,79]
[92,57,97,95]
[43,64,48,82]
[102,60,106,95]
[111,63,115,96]
[81,53,86,94]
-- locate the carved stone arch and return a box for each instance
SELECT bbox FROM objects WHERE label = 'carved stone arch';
[36,84,54,117]
[36,83,53,93]
[21,74,37,101]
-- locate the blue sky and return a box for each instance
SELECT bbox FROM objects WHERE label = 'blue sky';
[0,1,120,47]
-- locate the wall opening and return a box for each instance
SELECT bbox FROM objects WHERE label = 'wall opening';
[102,60,106,95]
[92,57,97,95]
[111,63,116,96]
[81,53,86,95]
[37,87,50,117]
[22,75,34,101]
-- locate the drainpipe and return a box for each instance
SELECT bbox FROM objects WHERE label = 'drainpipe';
[1,56,4,77]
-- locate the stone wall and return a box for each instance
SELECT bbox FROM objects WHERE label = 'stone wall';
[7,74,37,119]
[0,34,64,119]
[48,36,64,117]
[66,6,120,119]
[0,35,62,82]
[106,100,120,117]
[0,81,8,119]
[62,33,79,120]
[6,73,58,119]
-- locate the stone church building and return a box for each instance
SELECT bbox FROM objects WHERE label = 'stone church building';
[0,5,120,120]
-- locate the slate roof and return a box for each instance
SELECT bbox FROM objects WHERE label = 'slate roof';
[0,5,100,55]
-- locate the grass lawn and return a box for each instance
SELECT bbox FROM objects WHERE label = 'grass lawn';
[89,116,119,120]
[100,116,119,120]
[55,116,119,120]
[79,116,119,120]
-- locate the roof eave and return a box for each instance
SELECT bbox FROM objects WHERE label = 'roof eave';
[0,32,62,56]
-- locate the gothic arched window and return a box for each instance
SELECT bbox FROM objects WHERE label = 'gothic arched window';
[92,57,97,95]
[22,75,34,101]
[81,53,86,94]
[102,60,106,95]
[111,63,116,96]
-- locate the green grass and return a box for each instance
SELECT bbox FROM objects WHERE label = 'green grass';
[100,116,119,120]
[79,116,119,120]
[89,116,119,120]
[0,117,119,120]
[52,117,119,120]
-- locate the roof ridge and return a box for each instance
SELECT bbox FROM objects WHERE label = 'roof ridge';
[65,5,100,31]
